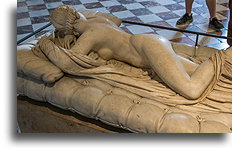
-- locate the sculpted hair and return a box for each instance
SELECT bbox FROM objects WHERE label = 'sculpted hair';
[50,5,80,31]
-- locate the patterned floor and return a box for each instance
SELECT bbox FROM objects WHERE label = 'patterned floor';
[17,0,230,49]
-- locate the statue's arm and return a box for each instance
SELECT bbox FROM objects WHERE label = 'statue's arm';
[70,31,96,55]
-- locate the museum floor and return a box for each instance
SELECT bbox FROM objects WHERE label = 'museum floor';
[17,0,230,49]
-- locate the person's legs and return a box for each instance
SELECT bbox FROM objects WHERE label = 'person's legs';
[206,0,216,18]
[206,0,224,29]
[185,0,194,14]
[176,0,194,26]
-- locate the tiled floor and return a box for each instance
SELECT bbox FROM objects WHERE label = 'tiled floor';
[17,0,230,49]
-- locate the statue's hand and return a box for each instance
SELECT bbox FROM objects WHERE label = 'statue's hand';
[38,35,57,55]
[38,36,51,50]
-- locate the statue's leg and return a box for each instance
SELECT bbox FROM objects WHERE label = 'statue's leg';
[130,34,214,99]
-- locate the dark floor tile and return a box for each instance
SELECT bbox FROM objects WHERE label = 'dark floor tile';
[62,0,81,5]
[164,3,185,11]
[117,0,136,4]
[31,15,50,24]
[130,8,153,16]
[17,1,27,7]
[149,21,174,31]
[28,4,47,11]
[17,25,33,34]
[124,16,143,23]
[139,1,160,7]
[156,11,179,20]
[44,0,61,3]
[220,3,229,8]
[17,12,29,19]
[107,5,127,12]
[84,2,104,9]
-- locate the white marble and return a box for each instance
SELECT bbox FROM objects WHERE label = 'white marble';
[138,14,162,23]
[112,10,135,19]
[127,25,154,34]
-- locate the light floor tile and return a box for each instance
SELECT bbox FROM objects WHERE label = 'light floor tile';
[173,9,197,17]
[123,3,145,10]
[165,18,180,27]
[73,5,86,10]
[201,12,227,20]
[17,6,28,13]
[100,0,121,7]
[138,14,162,23]
[148,6,170,14]
[156,0,176,5]
[188,35,221,45]
[29,9,50,18]
[216,4,229,12]
[26,0,45,6]
[46,2,64,9]
[112,10,135,19]
[17,18,32,27]
[179,2,202,8]
[79,0,99,4]
[127,25,154,34]
[156,30,186,40]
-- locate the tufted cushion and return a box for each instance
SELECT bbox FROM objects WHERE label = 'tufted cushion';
[17,74,231,133]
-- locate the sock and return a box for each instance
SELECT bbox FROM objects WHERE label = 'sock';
[210,17,217,21]
[187,13,192,17]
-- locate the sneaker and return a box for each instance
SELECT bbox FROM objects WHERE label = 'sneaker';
[209,17,224,30]
[176,13,193,27]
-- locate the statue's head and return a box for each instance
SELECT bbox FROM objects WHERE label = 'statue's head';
[50,5,86,35]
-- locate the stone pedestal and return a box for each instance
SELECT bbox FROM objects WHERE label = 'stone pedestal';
[17,96,129,133]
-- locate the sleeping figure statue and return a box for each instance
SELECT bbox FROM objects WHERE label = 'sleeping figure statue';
[17,5,232,133]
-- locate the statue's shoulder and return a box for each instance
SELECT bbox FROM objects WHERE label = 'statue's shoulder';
[87,16,118,27]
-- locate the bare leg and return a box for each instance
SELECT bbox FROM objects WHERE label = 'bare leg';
[185,0,195,14]
[206,0,217,18]
[177,55,198,75]
[131,34,214,100]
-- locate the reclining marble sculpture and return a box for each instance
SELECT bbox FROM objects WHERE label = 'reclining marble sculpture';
[17,5,232,133]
